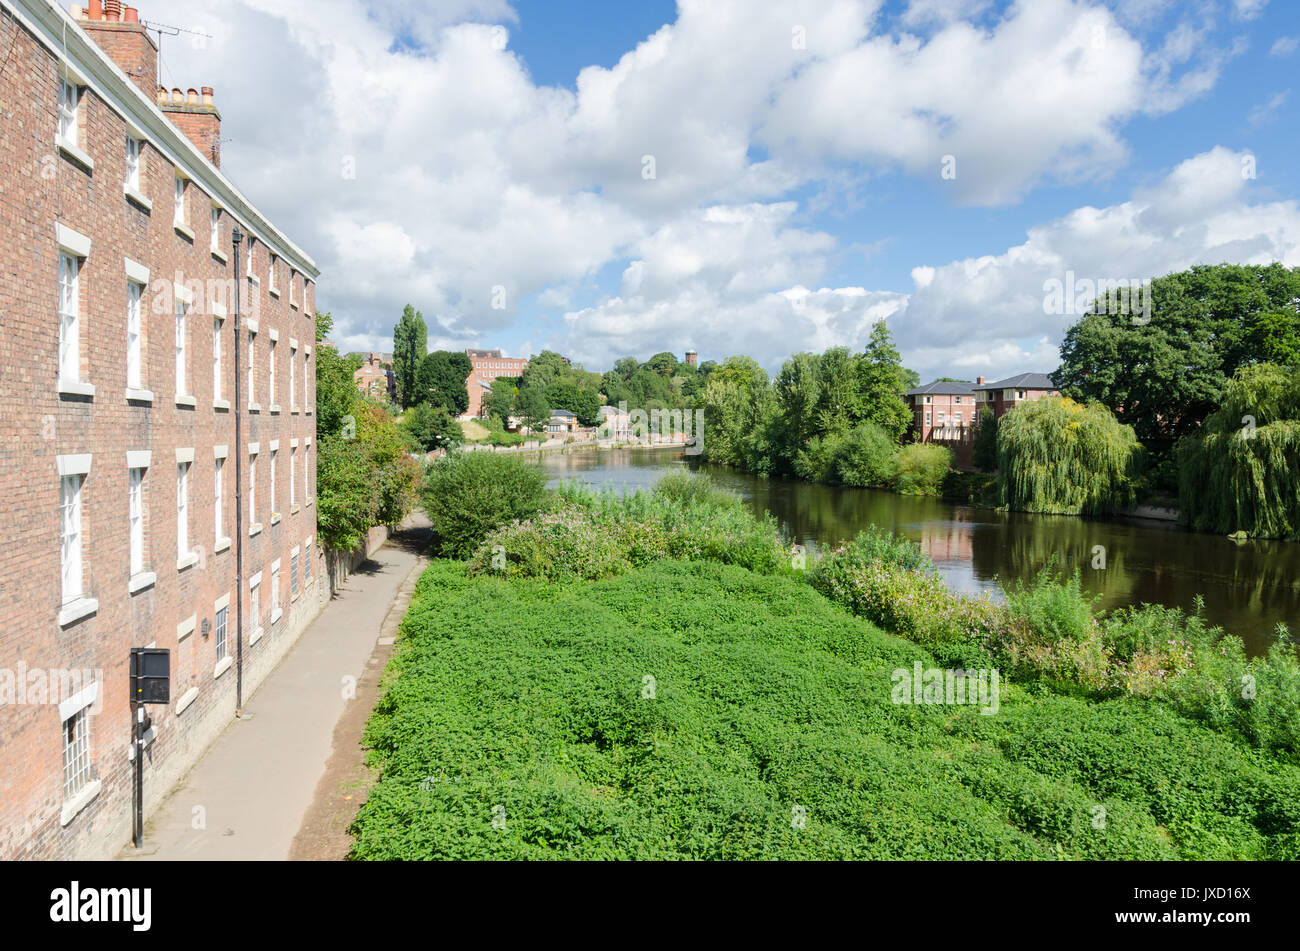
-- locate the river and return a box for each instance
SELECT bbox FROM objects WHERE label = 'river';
[537,447,1300,656]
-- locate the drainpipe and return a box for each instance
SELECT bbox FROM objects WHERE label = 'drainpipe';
[231,225,245,715]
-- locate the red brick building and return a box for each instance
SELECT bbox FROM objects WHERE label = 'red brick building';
[972,372,1060,419]
[463,348,527,418]
[905,380,979,441]
[354,353,395,402]
[0,0,322,858]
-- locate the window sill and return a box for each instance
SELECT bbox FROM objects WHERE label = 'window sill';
[177,551,198,571]
[291,406,300,414]
[249,626,264,647]
[175,686,199,715]
[125,187,152,212]
[214,398,230,411]
[128,571,156,594]
[249,523,263,537]
[268,287,280,299]
[248,403,261,413]
[270,607,283,624]
[60,779,101,827]
[174,222,195,242]
[290,300,299,310]
[269,404,281,414]
[215,536,231,554]
[214,656,233,679]
[306,498,315,507]
[58,380,95,399]
[271,513,281,525]
[58,597,98,627]
[247,275,260,287]
[57,138,94,172]
[291,504,300,515]
[211,248,228,265]
[175,394,196,408]
[126,387,153,403]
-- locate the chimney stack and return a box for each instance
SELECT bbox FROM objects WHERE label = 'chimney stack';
[76,0,157,98]
[977,376,985,385]
[78,4,223,168]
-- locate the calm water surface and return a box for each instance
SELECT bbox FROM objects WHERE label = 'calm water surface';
[538,448,1300,656]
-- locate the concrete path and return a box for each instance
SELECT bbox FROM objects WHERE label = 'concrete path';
[119,515,430,861]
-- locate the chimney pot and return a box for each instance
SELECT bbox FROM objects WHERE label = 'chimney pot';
[187,88,200,105]
[104,0,121,19]
[88,0,102,19]
[201,86,214,106]
[123,5,138,21]
[71,5,85,19]
[171,87,183,103]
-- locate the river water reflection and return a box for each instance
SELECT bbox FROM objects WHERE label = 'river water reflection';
[538,447,1299,656]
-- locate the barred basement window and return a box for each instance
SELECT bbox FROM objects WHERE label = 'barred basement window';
[62,707,91,801]
[290,553,299,598]
[215,605,228,663]
[304,542,312,581]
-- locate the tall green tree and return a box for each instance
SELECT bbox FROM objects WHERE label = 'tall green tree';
[1055,263,1300,448]
[971,405,999,473]
[484,378,518,422]
[392,305,427,408]
[858,320,913,441]
[415,350,471,414]
[516,385,550,433]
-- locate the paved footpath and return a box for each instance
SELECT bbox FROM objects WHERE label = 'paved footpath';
[119,516,430,861]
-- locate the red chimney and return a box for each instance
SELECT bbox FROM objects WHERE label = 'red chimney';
[78,1,157,98]
[160,85,223,168]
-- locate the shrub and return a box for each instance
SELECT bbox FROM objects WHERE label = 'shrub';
[893,442,953,496]
[421,452,547,557]
[831,422,896,487]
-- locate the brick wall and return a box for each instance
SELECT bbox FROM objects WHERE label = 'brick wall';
[0,7,322,859]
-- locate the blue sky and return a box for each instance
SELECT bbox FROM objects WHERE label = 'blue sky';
[170,0,1300,381]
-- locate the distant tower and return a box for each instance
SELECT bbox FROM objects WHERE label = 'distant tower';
[684,349,697,368]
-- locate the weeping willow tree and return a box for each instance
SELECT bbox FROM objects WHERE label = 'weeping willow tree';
[997,397,1143,515]
[1178,363,1300,539]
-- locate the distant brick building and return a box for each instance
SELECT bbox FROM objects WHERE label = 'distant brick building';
[354,353,394,402]
[905,380,978,441]
[463,348,527,418]
[972,373,1060,419]
[0,0,321,859]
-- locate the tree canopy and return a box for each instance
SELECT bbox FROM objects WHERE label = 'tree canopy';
[392,305,428,408]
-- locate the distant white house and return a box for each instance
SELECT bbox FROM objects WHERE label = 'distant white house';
[547,409,578,433]
[597,404,630,439]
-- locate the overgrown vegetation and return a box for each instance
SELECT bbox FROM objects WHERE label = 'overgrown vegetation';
[315,312,421,551]
[352,557,1300,859]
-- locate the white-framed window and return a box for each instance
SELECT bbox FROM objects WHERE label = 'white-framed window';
[173,174,186,227]
[304,539,312,581]
[125,136,141,190]
[246,238,255,278]
[62,704,92,801]
[269,254,277,291]
[210,206,220,253]
[213,316,222,400]
[214,455,225,541]
[290,448,297,506]
[214,603,228,663]
[289,345,296,409]
[304,439,311,501]
[289,271,297,306]
[247,330,256,404]
[129,466,144,575]
[60,473,84,604]
[174,299,188,396]
[58,79,80,145]
[58,252,81,385]
[268,338,276,404]
[249,449,257,522]
[270,448,277,516]
[250,579,261,633]
[177,461,190,558]
[290,549,299,598]
[271,562,280,614]
[126,280,143,389]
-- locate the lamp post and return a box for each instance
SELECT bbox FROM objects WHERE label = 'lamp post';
[231,224,245,714]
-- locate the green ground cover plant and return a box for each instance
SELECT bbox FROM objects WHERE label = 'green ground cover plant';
[351,558,1300,859]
